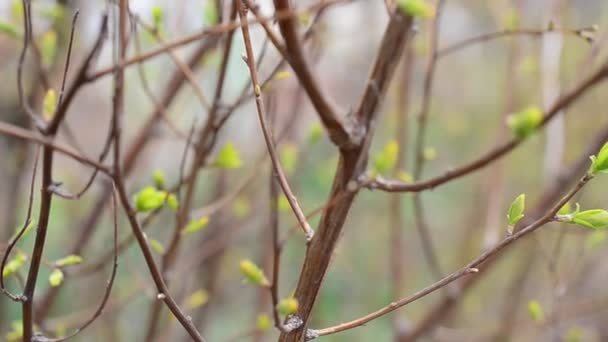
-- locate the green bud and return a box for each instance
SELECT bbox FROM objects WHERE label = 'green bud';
[54,255,83,267]
[43,89,57,121]
[589,142,608,175]
[527,300,544,324]
[149,238,165,255]
[40,30,58,67]
[133,186,166,212]
[152,169,166,188]
[256,314,272,331]
[507,194,525,226]
[239,259,269,287]
[152,5,163,29]
[185,289,209,309]
[2,253,27,278]
[507,106,543,139]
[307,123,324,145]
[276,297,299,316]
[397,0,435,18]
[49,268,64,287]
[373,140,399,175]
[214,143,243,169]
[182,217,209,235]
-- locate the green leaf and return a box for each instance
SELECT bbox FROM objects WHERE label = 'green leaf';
[203,1,219,26]
[276,297,299,315]
[182,216,209,235]
[397,0,435,18]
[571,209,608,229]
[40,30,58,67]
[239,259,269,287]
[307,123,324,145]
[277,194,290,212]
[133,186,166,212]
[0,20,19,39]
[214,143,242,169]
[527,300,544,324]
[589,142,608,175]
[185,289,209,309]
[5,320,23,342]
[43,89,57,121]
[558,201,572,216]
[152,169,166,188]
[373,140,399,175]
[507,194,525,226]
[506,106,543,139]
[2,252,27,278]
[256,313,272,331]
[149,238,165,254]
[152,5,163,28]
[54,255,83,267]
[49,268,64,287]
[280,143,299,175]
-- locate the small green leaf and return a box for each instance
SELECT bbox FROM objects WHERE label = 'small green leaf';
[0,20,19,39]
[307,123,324,145]
[203,1,219,25]
[152,5,163,28]
[182,216,210,235]
[133,186,166,212]
[5,320,23,342]
[214,143,243,169]
[589,142,608,175]
[40,30,58,67]
[256,314,272,331]
[527,300,544,324]
[49,268,64,287]
[232,196,251,218]
[149,238,165,255]
[507,194,525,226]
[277,194,290,212]
[373,140,399,175]
[43,89,57,121]
[2,252,27,278]
[276,297,299,315]
[558,201,572,216]
[54,255,83,267]
[280,143,299,175]
[397,0,435,18]
[507,106,543,139]
[166,193,179,211]
[185,289,209,309]
[239,259,269,287]
[423,147,436,161]
[571,209,608,229]
[152,169,166,188]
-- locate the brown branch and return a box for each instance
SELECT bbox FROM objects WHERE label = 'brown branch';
[363,61,608,193]
[279,8,414,341]
[310,172,593,339]
[238,1,315,241]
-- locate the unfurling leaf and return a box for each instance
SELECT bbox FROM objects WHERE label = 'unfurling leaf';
[0,21,19,39]
[152,169,166,188]
[280,143,299,175]
[149,238,165,255]
[43,89,57,121]
[507,106,543,139]
[185,289,209,309]
[54,255,83,267]
[2,252,27,278]
[527,300,545,324]
[256,314,272,331]
[373,140,399,175]
[151,5,163,28]
[133,186,166,212]
[239,259,269,287]
[276,297,299,316]
[397,0,435,18]
[182,216,209,235]
[589,142,608,175]
[507,194,525,226]
[571,209,608,229]
[40,30,58,67]
[49,268,64,287]
[214,143,242,169]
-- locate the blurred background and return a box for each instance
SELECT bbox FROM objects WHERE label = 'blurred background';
[1,0,608,341]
